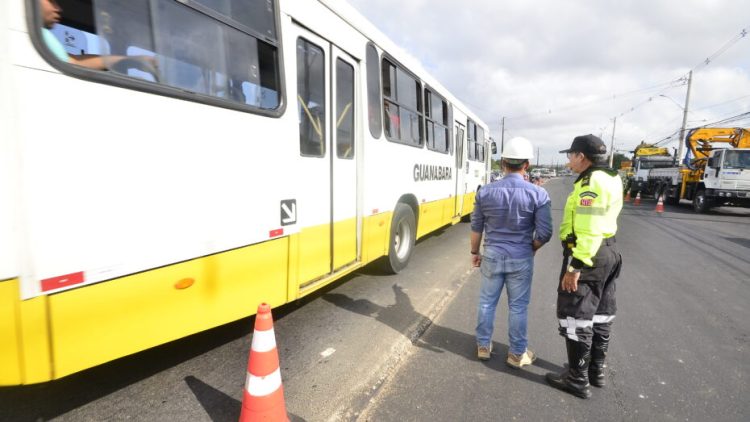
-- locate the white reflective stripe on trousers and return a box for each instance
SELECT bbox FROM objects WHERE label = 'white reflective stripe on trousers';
[593,314,615,323]
[559,317,594,341]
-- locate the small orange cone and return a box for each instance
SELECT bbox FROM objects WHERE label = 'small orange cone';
[240,303,289,422]
[624,190,631,202]
[633,192,641,206]
[655,194,665,214]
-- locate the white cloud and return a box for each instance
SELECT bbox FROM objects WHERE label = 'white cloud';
[346,0,750,164]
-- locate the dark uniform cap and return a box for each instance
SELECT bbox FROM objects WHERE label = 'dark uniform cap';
[559,134,607,155]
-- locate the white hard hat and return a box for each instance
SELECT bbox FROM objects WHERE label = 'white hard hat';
[502,137,534,160]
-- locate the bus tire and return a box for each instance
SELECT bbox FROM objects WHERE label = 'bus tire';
[381,203,416,274]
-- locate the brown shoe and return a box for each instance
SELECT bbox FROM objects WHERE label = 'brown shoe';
[477,344,492,360]
[507,349,536,369]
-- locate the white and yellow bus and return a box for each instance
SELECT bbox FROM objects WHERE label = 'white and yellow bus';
[0,0,492,384]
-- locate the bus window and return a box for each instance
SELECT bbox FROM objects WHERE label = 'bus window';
[191,0,277,39]
[297,38,326,157]
[467,119,477,160]
[366,43,382,139]
[475,126,485,162]
[384,101,400,139]
[455,125,464,167]
[425,89,449,154]
[382,58,423,147]
[37,0,280,110]
[336,59,355,159]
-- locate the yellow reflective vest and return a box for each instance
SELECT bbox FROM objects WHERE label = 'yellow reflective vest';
[560,167,623,268]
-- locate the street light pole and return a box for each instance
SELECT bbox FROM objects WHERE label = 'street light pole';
[677,70,693,165]
[500,116,505,156]
[609,117,617,168]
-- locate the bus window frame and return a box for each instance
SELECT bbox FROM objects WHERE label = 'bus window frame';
[365,42,382,139]
[381,53,424,149]
[24,0,287,118]
[423,84,451,155]
[297,36,327,158]
[467,118,477,161]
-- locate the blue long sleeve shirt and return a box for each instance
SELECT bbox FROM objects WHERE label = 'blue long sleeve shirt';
[471,173,552,258]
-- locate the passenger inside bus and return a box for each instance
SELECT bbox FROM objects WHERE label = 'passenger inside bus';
[384,102,400,139]
[39,0,157,73]
[38,0,280,109]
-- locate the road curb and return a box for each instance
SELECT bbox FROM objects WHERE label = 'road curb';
[327,267,478,422]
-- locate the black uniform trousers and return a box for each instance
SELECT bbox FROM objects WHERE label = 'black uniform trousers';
[557,237,622,345]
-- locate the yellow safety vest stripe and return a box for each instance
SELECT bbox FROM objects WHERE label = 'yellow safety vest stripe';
[562,168,623,266]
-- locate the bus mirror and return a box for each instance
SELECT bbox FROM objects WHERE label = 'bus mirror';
[707,157,716,167]
[491,141,497,154]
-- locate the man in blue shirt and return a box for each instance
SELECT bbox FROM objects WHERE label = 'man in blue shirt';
[470,137,552,368]
[39,0,157,71]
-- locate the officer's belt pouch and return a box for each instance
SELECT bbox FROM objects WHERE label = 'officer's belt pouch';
[614,253,623,278]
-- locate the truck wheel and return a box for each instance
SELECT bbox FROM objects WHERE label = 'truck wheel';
[664,184,679,205]
[380,203,416,274]
[693,189,710,213]
[654,184,663,200]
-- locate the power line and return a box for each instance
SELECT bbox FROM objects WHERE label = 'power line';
[495,26,748,133]
[692,93,750,111]
[702,111,750,127]
[506,79,684,121]
[691,27,749,73]
[600,26,748,133]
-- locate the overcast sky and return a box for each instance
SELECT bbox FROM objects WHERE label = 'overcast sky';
[346,0,750,165]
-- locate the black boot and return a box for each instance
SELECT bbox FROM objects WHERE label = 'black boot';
[546,339,592,399]
[589,333,609,387]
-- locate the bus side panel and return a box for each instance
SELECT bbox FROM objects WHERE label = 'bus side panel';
[48,238,288,379]
[443,195,456,225]
[332,217,357,270]
[463,192,477,216]
[297,224,331,286]
[361,211,391,265]
[0,280,22,384]
[416,197,449,239]
[0,279,52,385]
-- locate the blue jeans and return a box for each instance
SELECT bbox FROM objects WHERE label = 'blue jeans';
[476,251,534,355]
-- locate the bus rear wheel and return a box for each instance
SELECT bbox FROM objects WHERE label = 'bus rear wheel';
[381,203,416,274]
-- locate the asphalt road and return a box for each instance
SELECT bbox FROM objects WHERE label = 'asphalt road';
[1,177,748,421]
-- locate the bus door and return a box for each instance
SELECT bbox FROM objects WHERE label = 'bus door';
[454,122,466,217]
[294,27,357,288]
[330,47,358,271]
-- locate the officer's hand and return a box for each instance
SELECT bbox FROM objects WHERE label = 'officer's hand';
[561,271,580,293]
[471,254,482,268]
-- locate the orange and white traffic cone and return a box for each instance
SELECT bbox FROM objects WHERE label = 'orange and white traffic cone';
[624,190,631,202]
[633,192,641,206]
[655,194,665,214]
[239,303,289,422]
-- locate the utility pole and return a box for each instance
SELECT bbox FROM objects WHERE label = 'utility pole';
[536,147,540,167]
[609,116,617,168]
[500,116,505,156]
[676,70,693,165]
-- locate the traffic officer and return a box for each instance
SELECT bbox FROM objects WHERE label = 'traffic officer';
[546,134,623,399]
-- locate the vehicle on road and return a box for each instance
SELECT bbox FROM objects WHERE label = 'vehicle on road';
[0,0,492,385]
[625,143,674,196]
[629,128,750,213]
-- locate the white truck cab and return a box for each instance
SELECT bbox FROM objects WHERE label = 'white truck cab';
[704,149,750,205]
